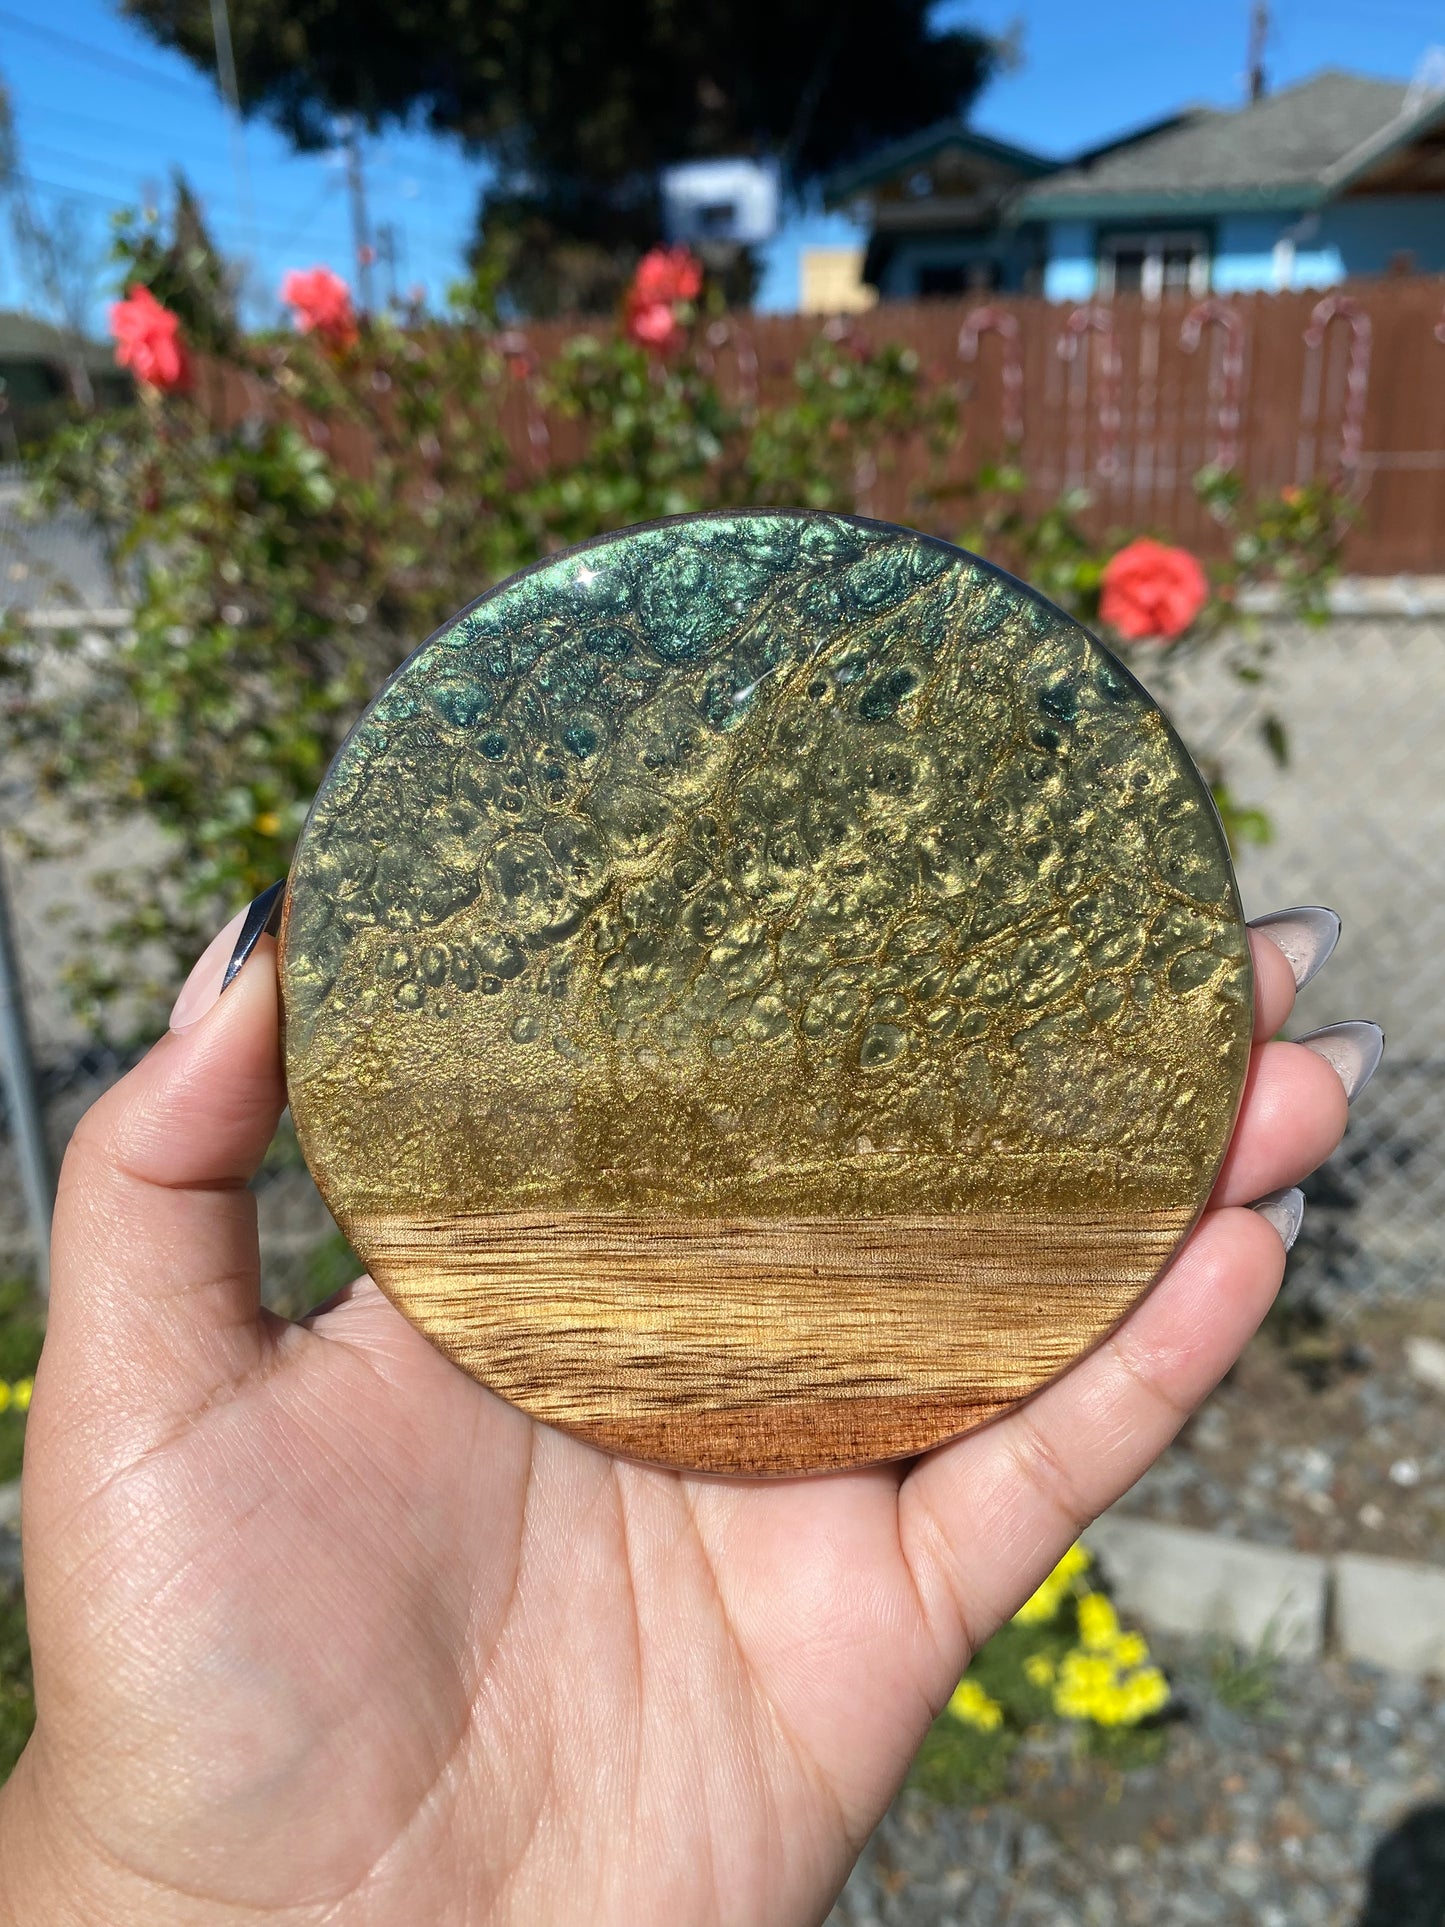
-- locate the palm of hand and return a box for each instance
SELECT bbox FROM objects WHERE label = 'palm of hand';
[25,1274,949,1922]
[5,936,1343,1926]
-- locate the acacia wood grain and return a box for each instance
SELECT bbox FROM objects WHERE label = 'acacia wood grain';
[352,1206,1195,1474]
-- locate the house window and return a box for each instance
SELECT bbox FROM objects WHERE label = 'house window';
[695,201,737,236]
[1098,230,1210,299]
[917,260,998,297]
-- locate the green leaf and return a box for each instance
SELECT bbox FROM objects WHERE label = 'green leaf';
[1261,715,1289,768]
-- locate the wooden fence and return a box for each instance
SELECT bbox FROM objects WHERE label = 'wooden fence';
[200,278,1445,576]
[499,279,1445,576]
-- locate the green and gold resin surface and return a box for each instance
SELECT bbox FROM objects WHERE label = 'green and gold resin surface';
[281,511,1252,1474]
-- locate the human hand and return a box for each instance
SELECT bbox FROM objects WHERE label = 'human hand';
[0,905,1366,1925]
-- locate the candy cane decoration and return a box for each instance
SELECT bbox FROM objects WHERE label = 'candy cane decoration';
[1435,302,1445,347]
[958,305,1023,445]
[495,329,551,472]
[1057,305,1122,478]
[700,318,760,416]
[1180,299,1246,472]
[1301,294,1372,479]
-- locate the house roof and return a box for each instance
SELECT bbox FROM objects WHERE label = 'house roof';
[825,121,1056,204]
[0,310,116,373]
[1018,70,1432,219]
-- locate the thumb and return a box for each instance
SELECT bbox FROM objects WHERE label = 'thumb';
[40,900,288,1440]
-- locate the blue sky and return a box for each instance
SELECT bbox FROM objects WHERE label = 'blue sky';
[0,0,1441,327]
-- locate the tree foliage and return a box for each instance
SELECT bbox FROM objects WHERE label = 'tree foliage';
[110,174,241,355]
[120,0,995,176]
[118,0,998,310]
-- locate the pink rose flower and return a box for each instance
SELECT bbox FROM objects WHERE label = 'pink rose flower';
[281,267,359,352]
[109,286,189,392]
[1100,538,1208,642]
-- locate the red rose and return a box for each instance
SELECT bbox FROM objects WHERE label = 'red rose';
[281,267,359,352]
[626,300,683,352]
[623,246,702,354]
[1099,538,1208,642]
[109,286,189,392]
[631,245,703,307]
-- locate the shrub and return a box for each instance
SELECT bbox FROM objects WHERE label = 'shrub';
[2,256,1346,1036]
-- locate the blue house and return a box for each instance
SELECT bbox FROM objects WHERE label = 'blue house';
[828,71,1445,302]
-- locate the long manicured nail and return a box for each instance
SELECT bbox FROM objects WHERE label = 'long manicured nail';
[1252,1186,1305,1252]
[219,881,285,995]
[168,884,284,1034]
[1298,1020,1384,1102]
[1248,906,1341,991]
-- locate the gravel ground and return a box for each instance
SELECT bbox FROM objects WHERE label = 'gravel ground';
[1112,1302,1445,1564]
[827,1638,1445,1927]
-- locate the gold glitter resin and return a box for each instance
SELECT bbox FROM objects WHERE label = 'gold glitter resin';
[280,511,1252,1475]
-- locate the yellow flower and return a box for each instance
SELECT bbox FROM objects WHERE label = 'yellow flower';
[1122,1666,1170,1720]
[1051,1612,1170,1728]
[12,1379,31,1412]
[1077,1591,1120,1651]
[1012,1542,1093,1626]
[1111,1631,1149,1670]
[254,811,282,837]
[1024,1654,1055,1688]
[0,1384,9,1414]
[1057,1543,1092,1581]
[947,1676,1004,1732]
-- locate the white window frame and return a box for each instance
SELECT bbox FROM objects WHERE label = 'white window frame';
[1097,229,1211,300]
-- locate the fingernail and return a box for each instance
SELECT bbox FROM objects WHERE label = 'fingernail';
[219,882,285,996]
[1298,1020,1385,1102]
[168,884,284,1034]
[1248,906,1341,991]
[1252,1186,1305,1252]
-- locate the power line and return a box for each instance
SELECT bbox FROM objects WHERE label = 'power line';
[0,7,205,101]
[270,174,343,253]
[15,134,325,220]
[18,167,353,253]
[12,96,236,160]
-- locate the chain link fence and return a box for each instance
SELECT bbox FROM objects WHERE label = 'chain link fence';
[1158,611,1445,1318]
[1,550,1441,1323]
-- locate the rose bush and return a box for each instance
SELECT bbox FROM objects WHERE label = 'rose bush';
[4,259,952,1031]
[2,243,1344,1035]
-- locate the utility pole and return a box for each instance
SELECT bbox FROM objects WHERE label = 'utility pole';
[208,0,257,269]
[0,848,51,1296]
[1247,0,1269,103]
[344,124,376,313]
[375,221,403,309]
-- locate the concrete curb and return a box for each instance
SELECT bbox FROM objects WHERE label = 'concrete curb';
[1087,1517,1328,1660]
[1086,1515,1445,1678]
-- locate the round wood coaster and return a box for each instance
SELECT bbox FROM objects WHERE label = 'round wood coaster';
[280,512,1252,1476]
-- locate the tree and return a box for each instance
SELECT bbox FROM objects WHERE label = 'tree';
[110,172,241,355]
[0,82,104,404]
[118,0,998,312]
